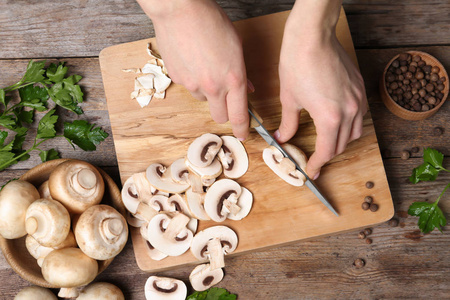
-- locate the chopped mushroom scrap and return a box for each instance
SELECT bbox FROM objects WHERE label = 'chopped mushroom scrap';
[123,43,172,108]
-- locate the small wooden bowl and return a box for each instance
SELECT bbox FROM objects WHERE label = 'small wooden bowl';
[0,159,125,288]
[380,51,449,120]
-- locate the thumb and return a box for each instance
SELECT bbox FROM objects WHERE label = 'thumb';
[275,103,301,143]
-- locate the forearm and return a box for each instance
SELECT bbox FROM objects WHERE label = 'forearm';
[136,0,195,21]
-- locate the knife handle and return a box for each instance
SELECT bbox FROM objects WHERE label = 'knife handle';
[248,102,263,128]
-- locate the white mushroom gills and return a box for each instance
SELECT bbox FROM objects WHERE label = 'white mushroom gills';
[144,276,187,300]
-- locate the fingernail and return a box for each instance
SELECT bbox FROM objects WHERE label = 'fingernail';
[247,79,255,93]
[273,130,280,141]
[313,171,320,180]
[238,137,245,142]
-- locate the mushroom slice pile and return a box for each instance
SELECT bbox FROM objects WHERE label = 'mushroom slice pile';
[204,179,248,222]
[189,263,224,292]
[185,188,210,221]
[262,143,308,186]
[227,187,253,221]
[146,163,190,194]
[140,226,168,261]
[122,172,155,215]
[145,276,187,300]
[170,158,190,185]
[185,158,222,180]
[74,205,128,260]
[218,135,249,179]
[147,212,193,256]
[187,133,223,168]
[191,226,238,270]
[25,198,71,247]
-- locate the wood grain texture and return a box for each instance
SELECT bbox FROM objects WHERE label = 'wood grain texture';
[100,10,394,272]
[1,1,449,58]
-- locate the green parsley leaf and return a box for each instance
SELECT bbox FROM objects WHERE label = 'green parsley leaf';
[62,75,84,103]
[48,82,83,115]
[408,201,447,233]
[0,131,12,151]
[23,60,46,83]
[63,120,108,151]
[39,148,60,162]
[46,62,68,83]
[18,85,49,111]
[423,147,445,170]
[187,288,237,300]
[15,108,34,125]
[409,163,439,183]
[0,151,18,171]
[36,109,58,140]
[0,89,5,107]
[0,115,18,129]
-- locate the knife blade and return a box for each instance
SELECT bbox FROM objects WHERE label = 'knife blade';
[248,108,339,216]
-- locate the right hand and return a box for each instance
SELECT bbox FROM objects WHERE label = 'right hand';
[138,0,250,140]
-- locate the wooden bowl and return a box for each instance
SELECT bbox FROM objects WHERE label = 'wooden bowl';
[0,159,126,288]
[380,51,449,120]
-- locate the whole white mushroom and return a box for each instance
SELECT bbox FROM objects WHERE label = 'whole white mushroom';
[14,285,57,300]
[77,282,125,300]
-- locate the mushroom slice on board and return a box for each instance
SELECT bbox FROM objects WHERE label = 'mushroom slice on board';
[204,179,242,222]
[0,180,40,239]
[187,133,223,168]
[170,158,190,185]
[227,187,253,221]
[74,205,128,260]
[126,211,147,228]
[48,160,105,214]
[147,212,193,256]
[141,63,172,94]
[25,198,71,247]
[144,276,187,300]
[146,163,190,194]
[148,194,171,212]
[77,282,125,300]
[262,143,308,186]
[14,286,58,300]
[191,225,238,270]
[185,158,222,180]
[121,173,155,214]
[189,263,224,292]
[140,224,168,261]
[185,188,210,221]
[218,135,249,179]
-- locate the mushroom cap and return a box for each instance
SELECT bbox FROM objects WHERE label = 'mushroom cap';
[189,263,224,291]
[262,144,308,186]
[204,179,242,222]
[77,282,125,300]
[38,180,53,200]
[190,225,238,261]
[185,188,210,221]
[147,213,193,256]
[146,163,190,194]
[227,187,253,221]
[218,135,249,179]
[121,172,154,215]
[0,180,39,239]
[41,247,98,288]
[185,157,222,180]
[74,205,128,260]
[48,160,105,214]
[170,158,189,185]
[25,198,71,247]
[14,286,57,300]
[144,276,187,300]
[186,133,223,168]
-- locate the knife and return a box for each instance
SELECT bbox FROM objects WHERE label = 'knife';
[248,107,339,216]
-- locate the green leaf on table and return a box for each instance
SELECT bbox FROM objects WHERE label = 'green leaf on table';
[423,147,445,170]
[39,148,60,162]
[409,163,439,183]
[23,60,46,83]
[0,131,13,151]
[36,109,58,140]
[0,115,18,129]
[46,62,68,83]
[63,120,108,151]
[11,128,29,161]
[62,75,84,103]
[48,82,83,115]
[0,89,5,107]
[18,85,48,111]
[408,201,447,233]
[0,151,18,171]
[14,108,34,125]
[187,288,237,300]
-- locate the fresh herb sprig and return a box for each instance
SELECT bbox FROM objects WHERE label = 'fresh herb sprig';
[0,60,108,171]
[187,287,237,300]
[408,148,449,233]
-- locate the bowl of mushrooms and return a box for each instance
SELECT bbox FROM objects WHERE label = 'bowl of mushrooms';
[380,51,449,120]
[0,159,127,298]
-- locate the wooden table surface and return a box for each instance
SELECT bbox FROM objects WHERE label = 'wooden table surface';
[1,1,449,299]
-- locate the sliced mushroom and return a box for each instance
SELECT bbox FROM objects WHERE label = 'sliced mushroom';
[185,188,210,221]
[74,205,128,260]
[76,282,125,300]
[48,160,105,214]
[132,75,155,108]
[14,286,58,300]
[38,180,53,200]
[126,211,146,228]
[190,226,238,270]
[187,133,223,168]
[146,163,190,194]
[147,42,168,75]
[41,247,98,288]
[204,179,242,222]
[167,194,192,217]
[140,223,168,261]
[217,135,249,179]
[202,177,216,187]
[147,213,193,256]
[185,158,222,180]
[121,172,154,214]
[170,158,189,185]
[227,187,253,221]
[25,198,71,247]
[149,194,171,212]
[0,180,40,239]
[262,143,308,186]
[141,63,172,94]
[26,231,77,267]
[144,276,187,300]
[189,263,224,291]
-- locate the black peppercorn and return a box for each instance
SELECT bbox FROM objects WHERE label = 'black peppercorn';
[364,196,373,204]
[354,258,365,268]
[365,181,374,189]
[365,238,373,245]
[362,202,370,210]
[358,232,366,239]
[388,218,399,227]
[401,150,410,160]
[370,203,379,212]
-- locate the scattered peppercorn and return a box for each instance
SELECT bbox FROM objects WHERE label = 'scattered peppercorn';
[354,258,365,269]
[362,202,370,210]
[411,147,419,153]
[358,232,366,239]
[370,203,379,212]
[388,218,399,227]
[366,181,374,189]
[365,238,373,245]
[363,228,372,235]
[433,127,444,136]
[401,150,410,160]
[364,196,373,204]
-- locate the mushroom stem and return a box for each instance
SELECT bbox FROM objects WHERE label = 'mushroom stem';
[101,218,124,241]
[135,203,157,222]
[189,173,204,194]
[71,168,98,195]
[207,238,225,270]
[163,213,190,241]
[58,287,79,298]
[222,198,241,216]
[25,217,38,235]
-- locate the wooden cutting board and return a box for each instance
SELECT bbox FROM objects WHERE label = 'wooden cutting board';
[99,9,394,272]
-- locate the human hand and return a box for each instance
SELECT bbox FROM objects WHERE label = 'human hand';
[276,5,367,180]
[137,0,250,140]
